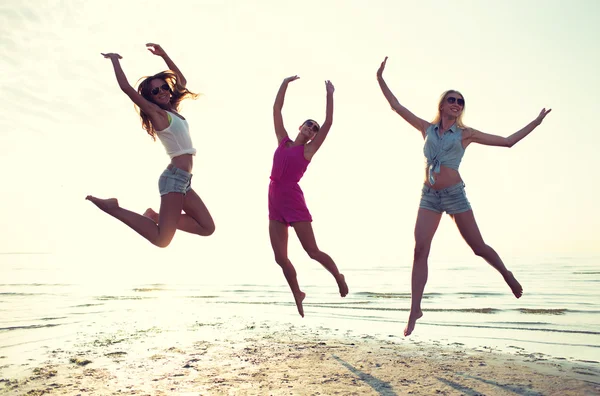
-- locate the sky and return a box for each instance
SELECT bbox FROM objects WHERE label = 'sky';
[0,0,599,280]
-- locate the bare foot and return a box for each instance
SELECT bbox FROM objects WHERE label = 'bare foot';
[404,309,423,337]
[336,274,349,297]
[294,291,306,318]
[505,271,523,298]
[143,208,159,223]
[85,196,119,213]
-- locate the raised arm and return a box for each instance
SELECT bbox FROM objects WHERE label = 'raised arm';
[377,57,430,138]
[146,43,187,87]
[273,75,299,144]
[101,53,164,127]
[464,108,552,148]
[305,80,334,159]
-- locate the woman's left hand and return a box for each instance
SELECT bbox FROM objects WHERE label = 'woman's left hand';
[535,108,552,125]
[325,80,335,94]
[146,43,166,57]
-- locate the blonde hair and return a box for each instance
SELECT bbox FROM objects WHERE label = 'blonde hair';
[431,90,467,128]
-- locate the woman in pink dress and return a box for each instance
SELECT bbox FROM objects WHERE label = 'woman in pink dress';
[270,76,348,317]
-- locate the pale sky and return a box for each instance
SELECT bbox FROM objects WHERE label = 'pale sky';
[1,0,599,278]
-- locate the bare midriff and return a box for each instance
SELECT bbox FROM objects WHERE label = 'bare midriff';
[423,165,463,190]
[170,154,194,173]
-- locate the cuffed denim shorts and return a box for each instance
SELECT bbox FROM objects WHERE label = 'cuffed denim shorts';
[419,182,471,215]
[158,166,192,196]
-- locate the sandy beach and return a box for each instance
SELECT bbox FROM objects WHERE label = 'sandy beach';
[1,318,598,396]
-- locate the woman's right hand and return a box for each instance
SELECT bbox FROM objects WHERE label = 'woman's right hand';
[101,53,122,60]
[283,75,300,84]
[377,56,388,79]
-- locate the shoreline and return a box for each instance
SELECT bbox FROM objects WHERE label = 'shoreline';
[1,319,598,395]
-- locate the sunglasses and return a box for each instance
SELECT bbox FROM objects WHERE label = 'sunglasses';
[151,83,171,96]
[305,121,319,132]
[446,97,465,106]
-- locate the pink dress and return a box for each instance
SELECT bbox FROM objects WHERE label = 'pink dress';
[268,137,312,226]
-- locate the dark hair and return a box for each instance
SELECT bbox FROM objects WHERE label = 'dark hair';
[303,119,320,129]
[135,70,200,140]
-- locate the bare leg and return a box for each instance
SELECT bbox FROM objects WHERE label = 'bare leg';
[451,210,523,298]
[405,208,443,337]
[292,221,348,297]
[86,193,183,248]
[269,220,305,317]
[144,189,215,236]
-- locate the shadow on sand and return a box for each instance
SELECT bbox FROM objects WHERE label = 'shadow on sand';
[437,375,543,396]
[332,355,397,396]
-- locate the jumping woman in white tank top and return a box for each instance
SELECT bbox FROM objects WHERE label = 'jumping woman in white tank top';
[86,43,215,247]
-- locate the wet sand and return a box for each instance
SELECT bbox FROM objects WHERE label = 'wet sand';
[1,319,599,395]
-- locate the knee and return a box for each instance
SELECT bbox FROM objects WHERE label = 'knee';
[304,247,321,260]
[471,244,489,257]
[274,255,288,267]
[155,235,174,248]
[155,240,171,248]
[413,243,431,261]
[203,222,216,236]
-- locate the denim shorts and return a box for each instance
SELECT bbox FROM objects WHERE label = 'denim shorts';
[419,182,471,215]
[158,166,192,196]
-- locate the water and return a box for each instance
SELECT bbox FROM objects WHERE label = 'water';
[1,252,598,380]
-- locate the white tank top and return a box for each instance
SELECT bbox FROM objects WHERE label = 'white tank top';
[156,111,197,159]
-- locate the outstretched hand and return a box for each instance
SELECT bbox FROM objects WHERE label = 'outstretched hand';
[535,108,552,125]
[146,43,166,57]
[325,80,335,94]
[283,75,300,84]
[377,56,388,79]
[101,53,122,60]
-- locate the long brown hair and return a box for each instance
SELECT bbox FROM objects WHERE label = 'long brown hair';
[431,90,467,129]
[135,70,200,140]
